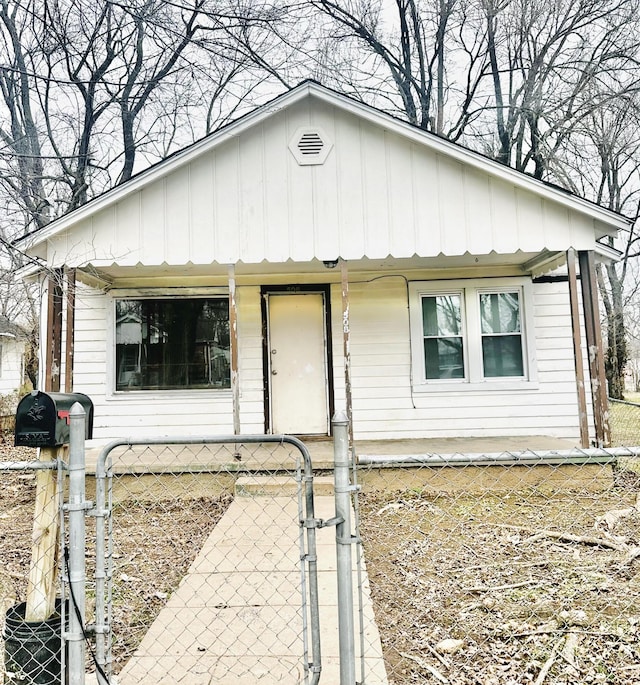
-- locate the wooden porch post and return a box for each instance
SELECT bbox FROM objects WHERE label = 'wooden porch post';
[44,269,63,392]
[566,249,589,448]
[578,250,611,447]
[340,259,353,447]
[228,265,241,436]
[64,268,76,392]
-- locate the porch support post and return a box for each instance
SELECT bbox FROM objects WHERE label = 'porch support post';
[228,264,241,435]
[340,259,353,448]
[45,268,63,392]
[566,249,589,448]
[65,268,76,392]
[578,250,611,447]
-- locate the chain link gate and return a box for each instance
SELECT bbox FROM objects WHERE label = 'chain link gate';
[93,434,331,685]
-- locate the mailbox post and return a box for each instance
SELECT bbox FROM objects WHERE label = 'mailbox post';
[14,391,94,622]
[7,391,93,685]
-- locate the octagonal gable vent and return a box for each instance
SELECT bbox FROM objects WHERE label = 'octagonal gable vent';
[289,127,333,166]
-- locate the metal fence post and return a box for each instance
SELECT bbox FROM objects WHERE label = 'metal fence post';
[67,402,87,685]
[333,411,356,685]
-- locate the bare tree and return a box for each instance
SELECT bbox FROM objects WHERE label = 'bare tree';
[306,0,489,137]
[0,0,299,384]
[0,0,51,229]
[581,95,640,398]
[479,0,640,178]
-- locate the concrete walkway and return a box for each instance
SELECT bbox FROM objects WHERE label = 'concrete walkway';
[115,486,388,684]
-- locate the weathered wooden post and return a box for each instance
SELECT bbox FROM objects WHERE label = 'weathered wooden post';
[6,390,94,685]
[25,445,63,623]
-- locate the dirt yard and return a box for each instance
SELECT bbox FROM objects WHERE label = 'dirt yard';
[357,467,640,684]
[1,436,639,684]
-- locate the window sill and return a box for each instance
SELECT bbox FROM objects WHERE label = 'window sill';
[107,388,233,400]
[412,380,539,393]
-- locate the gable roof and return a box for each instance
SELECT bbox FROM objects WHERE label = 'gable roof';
[17,80,629,255]
[15,80,630,279]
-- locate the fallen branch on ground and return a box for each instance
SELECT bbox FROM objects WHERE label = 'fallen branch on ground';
[595,492,640,531]
[534,637,563,685]
[465,579,548,593]
[400,651,449,684]
[622,547,640,566]
[560,632,582,673]
[493,523,628,552]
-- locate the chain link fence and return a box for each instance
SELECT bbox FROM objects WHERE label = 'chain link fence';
[610,398,640,448]
[2,408,640,685]
[353,448,640,685]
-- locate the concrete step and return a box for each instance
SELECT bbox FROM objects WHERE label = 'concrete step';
[235,475,335,497]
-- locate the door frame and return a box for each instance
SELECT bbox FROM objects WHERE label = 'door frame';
[261,284,335,435]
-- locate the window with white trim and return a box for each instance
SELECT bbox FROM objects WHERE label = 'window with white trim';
[114,297,230,391]
[479,291,524,378]
[410,278,536,390]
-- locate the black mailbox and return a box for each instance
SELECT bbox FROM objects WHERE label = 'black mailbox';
[15,391,94,448]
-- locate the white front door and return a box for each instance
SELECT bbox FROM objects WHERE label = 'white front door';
[268,293,329,435]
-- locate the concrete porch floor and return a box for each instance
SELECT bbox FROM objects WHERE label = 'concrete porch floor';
[83,435,580,474]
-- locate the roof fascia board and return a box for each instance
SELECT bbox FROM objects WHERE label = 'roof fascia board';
[15,261,45,281]
[594,241,622,264]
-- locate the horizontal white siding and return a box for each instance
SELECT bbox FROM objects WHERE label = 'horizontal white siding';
[70,277,586,443]
[0,340,25,394]
[330,279,586,441]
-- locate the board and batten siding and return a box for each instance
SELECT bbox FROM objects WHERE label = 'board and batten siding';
[42,97,605,272]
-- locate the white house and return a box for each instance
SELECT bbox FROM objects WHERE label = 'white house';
[15,81,630,447]
[0,317,27,396]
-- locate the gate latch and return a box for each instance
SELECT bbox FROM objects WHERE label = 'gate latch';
[302,516,344,529]
[317,516,344,528]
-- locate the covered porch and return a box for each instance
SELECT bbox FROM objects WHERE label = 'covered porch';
[43,248,613,452]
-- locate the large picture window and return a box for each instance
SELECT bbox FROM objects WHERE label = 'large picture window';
[115,297,230,391]
[410,279,535,390]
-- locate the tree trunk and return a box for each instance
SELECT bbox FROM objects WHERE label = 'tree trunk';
[597,262,627,400]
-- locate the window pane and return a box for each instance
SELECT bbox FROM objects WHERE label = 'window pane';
[424,338,464,379]
[482,336,524,377]
[422,295,461,336]
[480,292,520,334]
[115,298,230,390]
